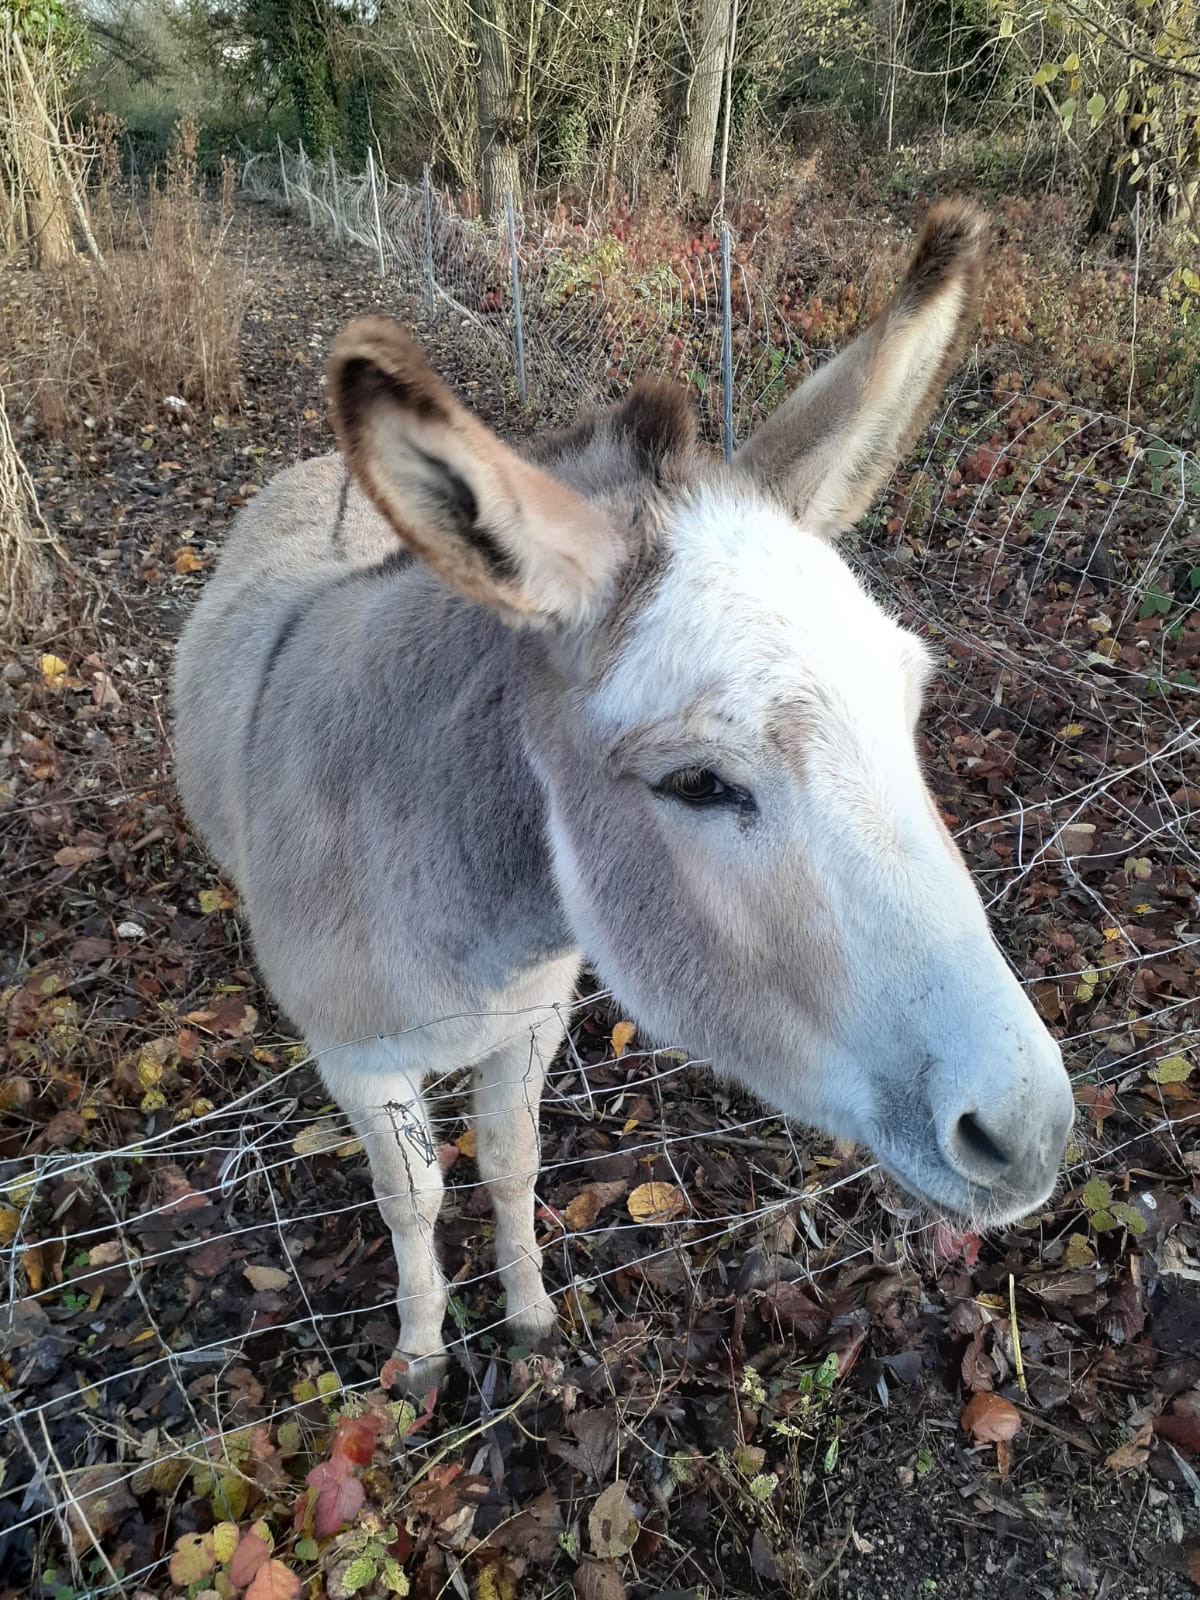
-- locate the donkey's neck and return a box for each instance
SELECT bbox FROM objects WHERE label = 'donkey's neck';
[360,562,575,988]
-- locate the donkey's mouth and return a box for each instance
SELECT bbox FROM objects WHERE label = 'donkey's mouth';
[871,1145,1061,1229]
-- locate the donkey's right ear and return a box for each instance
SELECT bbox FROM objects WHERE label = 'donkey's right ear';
[735,202,988,538]
[328,318,620,625]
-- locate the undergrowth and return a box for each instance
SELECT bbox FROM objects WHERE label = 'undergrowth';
[0,117,246,439]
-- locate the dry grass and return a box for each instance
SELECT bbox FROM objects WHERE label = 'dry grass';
[0,117,247,439]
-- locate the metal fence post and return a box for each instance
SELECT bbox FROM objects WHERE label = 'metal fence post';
[720,224,734,463]
[367,146,386,278]
[505,190,527,408]
[421,163,436,322]
[297,140,315,229]
[327,148,340,243]
[277,131,290,207]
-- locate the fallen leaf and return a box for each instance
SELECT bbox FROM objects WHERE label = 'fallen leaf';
[183,994,257,1037]
[611,1020,637,1058]
[292,1118,349,1157]
[563,1180,628,1231]
[1105,1421,1152,1473]
[575,1560,628,1600]
[65,1464,136,1554]
[212,1521,241,1563]
[54,845,105,869]
[243,1264,291,1293]
[230,1525,272,1587]
[961,1392,1022,1443]
[456,1126,477,1159]
[40,653,69,687]
[1150,1054,1193,1085]
[169,1531,215,1586]
[244,1558,302,1600]
[174,546,204,574]
[627,1182,686,1224]
[589,1479,639,1559]
[199,884,237,914]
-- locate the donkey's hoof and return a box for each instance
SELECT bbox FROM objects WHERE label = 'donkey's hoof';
[385,1347,450,1397]
[508,1293,558,1349]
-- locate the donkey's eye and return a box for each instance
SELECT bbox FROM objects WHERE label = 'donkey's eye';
[656,767,749,809]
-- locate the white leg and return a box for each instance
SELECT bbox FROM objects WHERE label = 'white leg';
[471,1016,565,1348]
[315,1039,449,1392]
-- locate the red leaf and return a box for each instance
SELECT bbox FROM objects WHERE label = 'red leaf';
[961,1391,1022,1443]
[1155,1402,1200,1455]
[933,1223,981,1267]
[292,1489,311,1534]
[230,1529,271,1588]
[244,1559,302,1600]
[332,1411,380,1467]
[313,1470,364,1537]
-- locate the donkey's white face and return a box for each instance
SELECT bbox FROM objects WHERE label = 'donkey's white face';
[328,201,1074,1225]
[543,487,1072,1223]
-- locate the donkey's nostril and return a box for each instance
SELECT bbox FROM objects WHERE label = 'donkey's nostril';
[952,1111,1011,1174]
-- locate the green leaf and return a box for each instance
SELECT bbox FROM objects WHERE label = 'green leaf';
[1059,96,1076,133]
[1110,1202,1148,1236]
[381,1556,410,1594]
[999,12,1013,37]
[1086,91,1107,127]
[1033,62,1059,87]
[1082,1178,1112,1212]
[340,1556,378,1594]
[1150,1054,1193,1084]
[294,1537,318,1562]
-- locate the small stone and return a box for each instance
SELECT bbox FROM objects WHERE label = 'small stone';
[2,660,27,684]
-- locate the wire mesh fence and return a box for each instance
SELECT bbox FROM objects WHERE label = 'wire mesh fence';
[3,149,1199,1599]
[240,143,803,451]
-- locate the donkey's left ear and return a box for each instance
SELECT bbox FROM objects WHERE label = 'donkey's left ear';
[735,202,988,538]
[328,318,620,626]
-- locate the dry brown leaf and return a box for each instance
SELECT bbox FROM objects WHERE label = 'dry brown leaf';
[65,1464,136,1554]
[243,1264,291,1293]
[563,1180,628,1232]
[1104,1421,1153,1473]
[627,1182,686,1224]
[589,1479,639,1559]
[611,1020,637,1058]
[575,1560,628,1600]
[54,845,105,869]
[961,1391,1022,1443]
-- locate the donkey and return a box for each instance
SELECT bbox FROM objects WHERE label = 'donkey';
[173,201,1074,1391]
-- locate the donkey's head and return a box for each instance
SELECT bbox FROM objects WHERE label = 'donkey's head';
[329,202,1074,1225]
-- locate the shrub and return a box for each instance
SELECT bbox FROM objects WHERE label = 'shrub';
[0,117,247,439]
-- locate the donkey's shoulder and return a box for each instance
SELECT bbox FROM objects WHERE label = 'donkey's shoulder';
[220,452,399,583]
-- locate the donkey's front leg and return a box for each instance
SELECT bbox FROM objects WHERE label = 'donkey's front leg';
[316,1041,449,1393]
[471,1026,563,1348]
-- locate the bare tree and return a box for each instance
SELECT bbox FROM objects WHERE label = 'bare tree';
[677,0,726,198]
[1,17,78,268]
[475,0,523,218]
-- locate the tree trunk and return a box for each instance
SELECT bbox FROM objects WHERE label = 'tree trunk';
[677,0,725,200]
[475,0,522,221]
[10,77,73,268]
